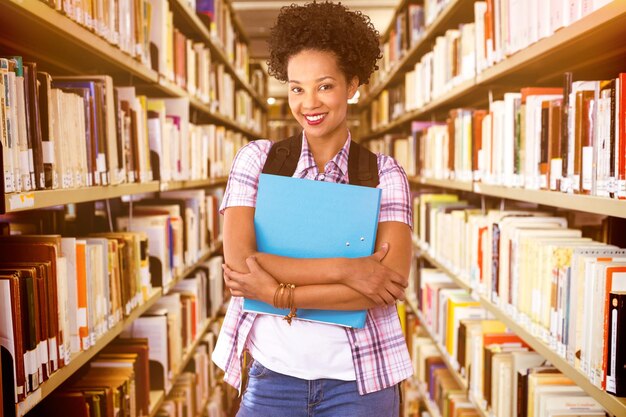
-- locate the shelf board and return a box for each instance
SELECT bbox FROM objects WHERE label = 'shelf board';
[149,390,166,417]
[16,288,163,417]
[169,0,267,111]
[3,182,160,213]
[415,244,626,417]
[189,96,262,138]
[410,177,474,192]
[418,383,443,417]
[413,308,468,392]
[2,176,230,214]
[414,240,473,292]
[408,178,626,219]
[361,78,477,141]
[476,292,626,417]
[170,319,213,386]
[164,241,223,294]
[359,0,475,109]
[473,183,626,219]
[160,177,228,192]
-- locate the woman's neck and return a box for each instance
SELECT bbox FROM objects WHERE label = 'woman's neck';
[305,127,349,173]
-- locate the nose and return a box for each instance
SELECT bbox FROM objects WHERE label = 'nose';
[302,90,321,110]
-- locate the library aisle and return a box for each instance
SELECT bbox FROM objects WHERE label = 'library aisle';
[0,1,625,417]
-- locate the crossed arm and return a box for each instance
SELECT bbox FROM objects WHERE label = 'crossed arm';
[222,206,413,310]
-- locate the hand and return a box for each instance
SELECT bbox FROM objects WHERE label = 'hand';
[223,256,279,303]
[343,243,407,305]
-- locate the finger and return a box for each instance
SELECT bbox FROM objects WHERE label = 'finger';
[387,270,408,287]
[245,256,260,273]
[373,294,386,306]
[380,291,395,305]
[386,283,405,301]
[371,242,389,262]
[224,267,247,280]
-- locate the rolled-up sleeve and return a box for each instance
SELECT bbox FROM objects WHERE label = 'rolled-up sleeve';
[219,140,272,213]
[377,154,413,229]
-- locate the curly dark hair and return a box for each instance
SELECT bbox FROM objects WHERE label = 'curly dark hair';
[266,1,382,86]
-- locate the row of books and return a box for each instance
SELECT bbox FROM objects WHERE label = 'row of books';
[153,326,226,417]
[0,233,152,404]
[372,0,451,87]
[120,259,223,394]
[146,98,247,182]
[29,338,152,417]
[405,296,607,417]
[366,72,626,199]
[25,301,226,417]
[368,1,618,132]
[121,188,223,289]
[412,192,626,397]
[196,0,250,82]
[379,2,426,80]
[367,0,612,104]
[37,0,256,95]
[0,62,248,193]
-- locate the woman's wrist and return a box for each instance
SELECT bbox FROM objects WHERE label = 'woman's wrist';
[334,257,353,285]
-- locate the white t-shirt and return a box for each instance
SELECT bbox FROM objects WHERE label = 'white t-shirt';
[248,315,356,380]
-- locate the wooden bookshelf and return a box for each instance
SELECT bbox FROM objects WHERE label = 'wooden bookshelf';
[15,288,163,417]
[413,241,626,417]
[164,240,224,295]
[407,298,494,417]
[169,0,267,111]
[411,177,474,192]
[2,182,160,214]
[160,177,229,192]
[0,0,265,147]
[411,307,469,391]
[473,183,626,219]
[148,390,166,417]
[359,0,475,109]
[417,382,444,417]
[361,77,478,140]
[360,1,626,141]
[1,176,230,214]
[407,177,626,219]
[0,0,157,82]
[476,1,626,87]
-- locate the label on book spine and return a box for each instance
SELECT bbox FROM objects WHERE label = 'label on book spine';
[8,192,35,210]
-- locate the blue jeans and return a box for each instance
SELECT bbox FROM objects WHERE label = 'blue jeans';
[236,359,400,417]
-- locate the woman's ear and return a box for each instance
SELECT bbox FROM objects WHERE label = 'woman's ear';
[348,76,359,99]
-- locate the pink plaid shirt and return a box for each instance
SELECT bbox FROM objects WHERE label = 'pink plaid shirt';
[212,132,413,395]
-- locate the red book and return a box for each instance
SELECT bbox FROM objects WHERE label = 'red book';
[618,73,626,198]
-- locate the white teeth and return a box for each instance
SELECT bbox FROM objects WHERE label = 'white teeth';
[305,114,325,121]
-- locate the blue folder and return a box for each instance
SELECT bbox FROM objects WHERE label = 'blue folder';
[242,174,382,328]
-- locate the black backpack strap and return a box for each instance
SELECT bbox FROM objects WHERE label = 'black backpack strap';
[262,133,303,177]
[348,140,379,188]
[262,132,379,188]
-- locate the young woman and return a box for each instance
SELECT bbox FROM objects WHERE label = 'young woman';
[212,2,414,416]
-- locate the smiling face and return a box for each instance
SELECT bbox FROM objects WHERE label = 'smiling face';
[287,49,358,145]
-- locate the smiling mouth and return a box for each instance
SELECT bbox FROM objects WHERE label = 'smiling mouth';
[304,113,327,124]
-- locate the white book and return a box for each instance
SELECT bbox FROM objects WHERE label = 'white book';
[117,214,172,288]
[474,2,487,74]
[152,294,183,373]
[60,238,80,356]
[121,312,171,392]
[163,98,190,180]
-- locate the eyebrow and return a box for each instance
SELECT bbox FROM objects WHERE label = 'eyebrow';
[289,76,336,84]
